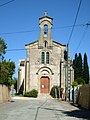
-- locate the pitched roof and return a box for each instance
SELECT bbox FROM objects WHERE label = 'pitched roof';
[39,16,53,20]
[25,40,66,47]
[25,40,38,46]
[53,40,66,47]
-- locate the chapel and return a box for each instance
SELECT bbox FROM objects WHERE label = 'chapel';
[18,12,74,95]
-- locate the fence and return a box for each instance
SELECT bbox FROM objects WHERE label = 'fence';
[70,86,80,104]
[0,84,11,103]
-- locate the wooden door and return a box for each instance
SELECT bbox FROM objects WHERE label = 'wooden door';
[40,77,50,93]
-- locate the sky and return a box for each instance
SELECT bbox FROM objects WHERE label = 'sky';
[0,0,90,78]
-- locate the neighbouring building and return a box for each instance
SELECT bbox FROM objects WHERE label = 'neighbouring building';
[17,12,74,95]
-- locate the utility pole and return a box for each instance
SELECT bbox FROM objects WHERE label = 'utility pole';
[65,23,90,101]
[66,43,71,101]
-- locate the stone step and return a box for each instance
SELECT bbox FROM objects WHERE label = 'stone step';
[38,94,52,99]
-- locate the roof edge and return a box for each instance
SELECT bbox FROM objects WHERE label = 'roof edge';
[53,40,66,47]
[39,16,53,20]
[25,40,66,47]
[25,40,38,46]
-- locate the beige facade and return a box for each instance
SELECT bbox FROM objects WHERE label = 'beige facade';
[17,60,25,94]
[18,12,74,94]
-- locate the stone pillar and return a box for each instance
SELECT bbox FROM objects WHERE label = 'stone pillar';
[39,27,44,48]
[47,27,52,47]
[17,70,20,93]
[25,48,30,92]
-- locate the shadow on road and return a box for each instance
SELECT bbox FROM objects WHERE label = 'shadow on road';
[63,109,90,120]
[40,107,90,120]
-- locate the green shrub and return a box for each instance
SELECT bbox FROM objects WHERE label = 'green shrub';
[75,77,85,85]
[50,86,60,98]
[15,93,19,96]
[24,89,38,98]
[72,81,78,87]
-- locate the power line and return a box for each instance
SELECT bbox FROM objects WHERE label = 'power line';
[5,24,88,52]
[73,21,90,57]
[6,48,25,51]
[6,47,38,52]
[68,0,82,44]
[0,0,15,8]
[0,24,84,35]
[0,29,39,35]
[53,24,83,30]
[66,0,82,101]
[3,24,89,52]
[74,26,88,54]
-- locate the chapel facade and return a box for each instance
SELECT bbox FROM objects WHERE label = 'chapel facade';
[17,12,74,95]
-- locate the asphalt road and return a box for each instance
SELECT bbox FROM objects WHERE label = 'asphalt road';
[0,96,90,120]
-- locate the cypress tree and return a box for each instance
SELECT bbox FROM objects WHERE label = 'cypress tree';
[73,53,83,80]
[73,53,84,84]
[74,53,83,80]
[73,53,78,80]
[83,53,89,84]
[77,53,83,78]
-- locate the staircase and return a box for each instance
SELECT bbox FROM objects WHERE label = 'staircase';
[38,94,52,99]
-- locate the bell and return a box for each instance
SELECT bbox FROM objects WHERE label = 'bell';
[44,31,47,34]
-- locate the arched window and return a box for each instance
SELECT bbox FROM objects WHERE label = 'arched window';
[46,52,49,64]
[45,41,48,48]
[42,52,45,64]
[44,25,48,37]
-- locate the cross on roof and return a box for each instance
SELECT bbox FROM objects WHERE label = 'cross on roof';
[44,11,48,16]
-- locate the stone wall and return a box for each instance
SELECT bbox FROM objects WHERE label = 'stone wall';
[0,84,11,103]
[77,84,90,110]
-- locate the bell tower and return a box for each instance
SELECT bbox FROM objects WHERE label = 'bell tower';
[38,12,53,48]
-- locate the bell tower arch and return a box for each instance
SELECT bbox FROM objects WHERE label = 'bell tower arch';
[38,12,53,48]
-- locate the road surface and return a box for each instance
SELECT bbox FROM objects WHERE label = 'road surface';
[0,96,90,120]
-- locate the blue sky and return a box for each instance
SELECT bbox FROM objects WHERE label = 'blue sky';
[0,0,90,78]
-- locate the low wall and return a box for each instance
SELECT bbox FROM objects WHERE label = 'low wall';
[0,84,11,103]
[77,84,90,110]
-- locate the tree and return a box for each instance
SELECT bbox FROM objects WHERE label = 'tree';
[75,77,85,85]
[0,60,15,86]
[83,53,89,84]
[0,38,15,86]
[73,53,78,80]
[0,38,7,61]
[0,60,9,84]
[77,53,82,78]
[73,53,83,80]
[7,60,16,86]
[73,52,89,84]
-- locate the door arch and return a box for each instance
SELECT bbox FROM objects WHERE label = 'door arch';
[40,77,50,93]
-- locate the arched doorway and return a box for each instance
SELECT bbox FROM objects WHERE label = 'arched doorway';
[40,77,50,93]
